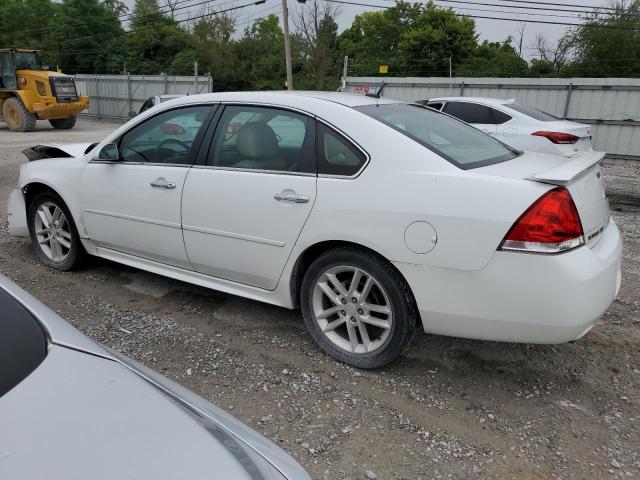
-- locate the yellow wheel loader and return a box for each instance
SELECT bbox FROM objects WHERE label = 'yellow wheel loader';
[0,49,89,132]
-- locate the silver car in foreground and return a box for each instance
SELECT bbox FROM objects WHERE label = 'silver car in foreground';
[0,273,310,480]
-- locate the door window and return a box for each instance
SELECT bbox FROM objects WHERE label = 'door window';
[118,105,211,165]
[317,123,367,176]
[208,105,314,173]
[443,102,510,124]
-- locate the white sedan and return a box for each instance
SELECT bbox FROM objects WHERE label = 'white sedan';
[7,92,622,368]
[419,97,593,157]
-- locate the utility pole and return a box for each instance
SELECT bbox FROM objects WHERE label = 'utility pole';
[194,61,198,93]
[282,0,293,90]
[341,55,348,92]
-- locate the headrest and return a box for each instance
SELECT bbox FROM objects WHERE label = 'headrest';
[236,122,279,159]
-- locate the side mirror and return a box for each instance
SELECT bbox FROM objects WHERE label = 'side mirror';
[97,143,119,161]
[128,110,138,118]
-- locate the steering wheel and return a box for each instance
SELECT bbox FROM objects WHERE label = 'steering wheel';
[157,138,190,161]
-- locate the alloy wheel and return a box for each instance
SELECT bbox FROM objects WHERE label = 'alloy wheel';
[34,202,72,262]
[311,266,393,354]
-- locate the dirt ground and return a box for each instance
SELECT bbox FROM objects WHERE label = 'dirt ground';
[1,118,638,479]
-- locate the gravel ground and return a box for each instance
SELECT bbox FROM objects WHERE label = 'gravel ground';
[1,118,639,479]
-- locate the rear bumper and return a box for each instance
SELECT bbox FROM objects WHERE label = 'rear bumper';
[33,96,89,120]
[395,218,622,344]
[8,188,29,237]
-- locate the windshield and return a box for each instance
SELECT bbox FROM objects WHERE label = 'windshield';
[356,103,520,170]
[505,102,558,122]
[14,52,42,70]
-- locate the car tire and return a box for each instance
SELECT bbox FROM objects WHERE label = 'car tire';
[49,116,77,130]
[28,192,86,271]
[3,97,37,132]
[300,247,418,369]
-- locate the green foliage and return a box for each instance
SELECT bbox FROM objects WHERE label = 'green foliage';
[456,39,528,77]
[2,0,639,87]
[568,0,640,77]
[341,1,477,76]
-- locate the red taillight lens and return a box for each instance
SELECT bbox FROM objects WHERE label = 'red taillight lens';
[531,131,579,144]
[500,187,584,254]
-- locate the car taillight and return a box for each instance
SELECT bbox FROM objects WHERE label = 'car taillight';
[531,131,579,144]
[500,187,584,254]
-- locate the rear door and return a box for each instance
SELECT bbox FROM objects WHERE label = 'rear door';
[181,104,317,290]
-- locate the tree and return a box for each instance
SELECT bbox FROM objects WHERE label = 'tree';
[531,32,575,75]
[47,0,126,73]
[339,1,477,76]
[125,0,196,74]
[295,0,341,89]
[234,15,287,90]
[456,38,528,77]
[191,10,238,89]
[569,0,640,77]
[0,0,57,50]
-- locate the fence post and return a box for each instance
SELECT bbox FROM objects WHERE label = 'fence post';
[208,73,213,93]
[127,74,132,117]
[163,73,168,94]
[95,76,101,118]
[563,82,573,119]
[341,55,348,92]
[460,81,465,96]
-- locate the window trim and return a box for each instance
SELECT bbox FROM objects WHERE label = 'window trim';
[89,103,218,168]
[197,103,318,176]
[315,117,370,180]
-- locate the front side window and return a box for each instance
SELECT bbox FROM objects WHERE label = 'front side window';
[317,123,367,176]
[118,105,211,165]
[356,103,520,170]
[208,105,314,173]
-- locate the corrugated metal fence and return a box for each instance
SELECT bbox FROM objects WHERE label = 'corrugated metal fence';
[74,74,213,120]
[344,77,640,160]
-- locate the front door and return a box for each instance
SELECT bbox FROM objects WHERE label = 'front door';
[181,105,317,290]
[80,104,213,269]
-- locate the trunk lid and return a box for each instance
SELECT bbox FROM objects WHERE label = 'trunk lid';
[478,151,610,247]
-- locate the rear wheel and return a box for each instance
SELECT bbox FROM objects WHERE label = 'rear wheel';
[27,192,86,271]
[49,116,77,130]
[2,97,37,132]
[300,247,418,369]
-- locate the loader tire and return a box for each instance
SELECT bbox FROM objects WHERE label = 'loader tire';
[3,97,37,132]
[49,116,77,130]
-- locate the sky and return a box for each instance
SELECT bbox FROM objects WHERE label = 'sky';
[121,0,613,61]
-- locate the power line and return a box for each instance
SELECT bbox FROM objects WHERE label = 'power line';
[432,0,617,17]
[325,0,640,31]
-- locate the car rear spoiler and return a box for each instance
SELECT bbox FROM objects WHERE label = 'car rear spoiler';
[525,151,605,186]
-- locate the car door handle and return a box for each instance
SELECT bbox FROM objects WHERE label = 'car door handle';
[274,191,310,204]
[150,177,176,190]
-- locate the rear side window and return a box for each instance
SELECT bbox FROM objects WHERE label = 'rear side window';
[443,102,511,124]
[0,288,47,397]
[426,102,444,111]
[506,102,558,121]
[317,123,367,176]
[356,103,520,170]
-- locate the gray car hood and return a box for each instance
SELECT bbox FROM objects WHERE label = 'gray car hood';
[0,275,310,480]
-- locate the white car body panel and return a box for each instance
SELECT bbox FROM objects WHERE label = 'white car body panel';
[182,168,316,289]
[425,97,594,157]
[7,91,622,345]
[80,162,192,269]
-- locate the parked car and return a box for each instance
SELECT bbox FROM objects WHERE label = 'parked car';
[134,94,185,116]
[0,272,311,480]
[7,92,621,368]
[418,97,593,157]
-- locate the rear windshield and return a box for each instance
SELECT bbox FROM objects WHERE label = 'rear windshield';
[0,287,47,397]
[356,103,520,170]
[506,102,558,122]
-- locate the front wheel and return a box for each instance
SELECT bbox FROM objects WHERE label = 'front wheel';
[300,247,418,369]
[28,192,86,271]
[49,116,77,130]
